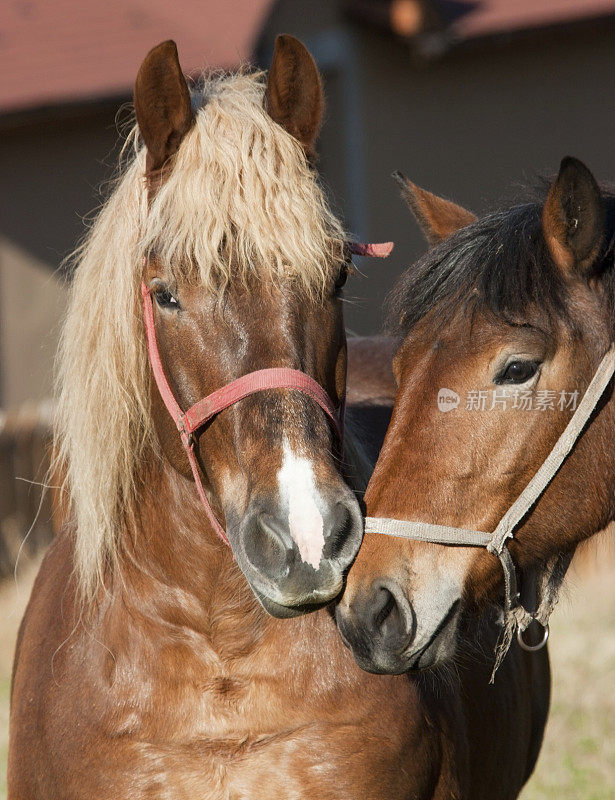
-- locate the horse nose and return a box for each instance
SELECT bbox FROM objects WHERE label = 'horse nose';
[239,493,363,605]
[356,580,415,650]
[336,580,416,672]
[242,512,290,579]
[321,499,363,564]
[366,581,415,646]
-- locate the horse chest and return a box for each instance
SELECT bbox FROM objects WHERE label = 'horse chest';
[106,712,440,800]
[9,542,459,800]
[95,663,444,800]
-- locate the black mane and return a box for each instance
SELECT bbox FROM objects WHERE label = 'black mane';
[388,189,615,336]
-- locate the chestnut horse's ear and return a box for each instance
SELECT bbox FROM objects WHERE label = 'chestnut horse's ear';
[393,172,477,245]
[542,156,604,275]
[265,34,323,156]
[134,40,194,173]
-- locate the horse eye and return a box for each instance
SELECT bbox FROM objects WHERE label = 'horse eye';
[154,286,179,309]
[495,360,540,385]
[334,264,349,293]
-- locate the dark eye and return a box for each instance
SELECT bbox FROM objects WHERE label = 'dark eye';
[334,264,350,293]
[495,360,541,385]
[154,285,179,309]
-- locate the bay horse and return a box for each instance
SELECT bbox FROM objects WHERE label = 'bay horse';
[10,36,547,800]
[338,157,615,676]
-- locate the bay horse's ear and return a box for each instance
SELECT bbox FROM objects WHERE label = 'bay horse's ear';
[393,172,477,245]
[134,40,194,174]
[542,156,604,275]
[265,34,323,156]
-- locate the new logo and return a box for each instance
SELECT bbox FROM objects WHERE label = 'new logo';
[437,388,460,412]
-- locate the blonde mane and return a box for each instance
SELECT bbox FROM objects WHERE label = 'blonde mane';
[55,70,348,598]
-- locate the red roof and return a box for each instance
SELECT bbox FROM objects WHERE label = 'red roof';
[359,0,615,46]
[451,0,615,40]
[0,0,274,114]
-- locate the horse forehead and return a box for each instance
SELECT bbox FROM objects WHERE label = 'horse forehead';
[398,314,504,375]
[228,282,328,341]
[395,334,446,385]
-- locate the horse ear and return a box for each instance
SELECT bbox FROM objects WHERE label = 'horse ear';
[265,34,323,156]
[542,157,604,275]
[393,172,477,245]
[134,40,194,174]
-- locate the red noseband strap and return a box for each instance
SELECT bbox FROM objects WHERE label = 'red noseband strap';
[141,282,343,547]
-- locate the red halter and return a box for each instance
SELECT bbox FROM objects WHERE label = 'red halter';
[142,284,344,546]
[141,240,393,547]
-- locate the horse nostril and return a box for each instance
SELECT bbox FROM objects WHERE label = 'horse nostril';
[374,586,397,632]
[243,514,290,577]
[323,500,362,564]
[335,579,417,672]
[369,582,415,645]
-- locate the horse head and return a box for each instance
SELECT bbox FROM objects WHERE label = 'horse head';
[337,158,615,672]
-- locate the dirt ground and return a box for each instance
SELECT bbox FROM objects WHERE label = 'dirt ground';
[1,539,614,799]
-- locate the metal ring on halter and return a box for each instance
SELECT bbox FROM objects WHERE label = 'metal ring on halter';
[516,622,549,652]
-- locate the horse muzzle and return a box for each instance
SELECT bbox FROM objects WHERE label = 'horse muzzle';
[336,578,461,673]
[235,489,363,616]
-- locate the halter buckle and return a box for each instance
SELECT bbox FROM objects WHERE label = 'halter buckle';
[178,422,195,449]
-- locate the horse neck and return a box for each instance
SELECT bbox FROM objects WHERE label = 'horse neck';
[105,459,356,693]
[115,458,271,660]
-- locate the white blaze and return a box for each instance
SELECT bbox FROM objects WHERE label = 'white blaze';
[278,441,325,569]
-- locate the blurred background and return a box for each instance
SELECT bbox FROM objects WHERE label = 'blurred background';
[1,1,615,797]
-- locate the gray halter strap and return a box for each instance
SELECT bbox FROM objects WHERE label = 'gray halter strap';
[365,345,615,680]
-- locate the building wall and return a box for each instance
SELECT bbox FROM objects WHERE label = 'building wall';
[0,104,121,406]
[262,6,615,334]
[4,16,615,410]
[0,239,65,406]
[355,21,615,334]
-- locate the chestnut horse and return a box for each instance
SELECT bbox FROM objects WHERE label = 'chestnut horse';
[10,37,547,800]
[339,157,615,676]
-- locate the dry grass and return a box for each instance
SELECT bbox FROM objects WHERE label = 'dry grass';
[522,533,615,800]
[0,541,614,798]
